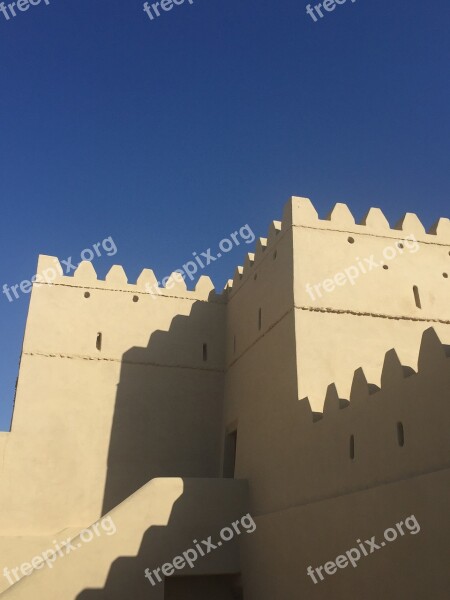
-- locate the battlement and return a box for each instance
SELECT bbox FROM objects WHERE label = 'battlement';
[21,255,227,370]
[224,219,282,297]
[284,196,450,241]
[35,197,450,306]
[300,327,450,422]
[30,197,450,411]
[223,196,450,299]
[35,255,223,303]
[236,325,450,516]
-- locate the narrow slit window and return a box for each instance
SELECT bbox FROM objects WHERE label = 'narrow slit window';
[258,308,262,331]
[96,332,102,351]
[349,435,355,460]
[202,343,208,362]
[397,422,405,447]
[223,430,238,478]
[413,286,421,309]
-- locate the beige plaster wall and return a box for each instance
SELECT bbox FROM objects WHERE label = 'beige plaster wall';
[222,215,298,484]
[0,258,226,539]
[222,199,450,515]
[1,478,248,600]
[221,197,450,598]
[0,532,78,595]
[240,467,450,600]
[290,197,450,409]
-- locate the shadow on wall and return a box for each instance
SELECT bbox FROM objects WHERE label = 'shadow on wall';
[101,298,225,515]
[164,575,243,599]
[78,480,244,600]
[79,294,244,598]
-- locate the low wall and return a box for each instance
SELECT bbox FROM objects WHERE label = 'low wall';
[1,478,248,600]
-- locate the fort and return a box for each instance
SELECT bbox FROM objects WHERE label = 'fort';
[0,196,449,599]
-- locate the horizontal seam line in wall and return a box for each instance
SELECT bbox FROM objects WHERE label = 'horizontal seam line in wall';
[227,305,294,370]
[22,352,224,372]
[253,462,450,518]
[294,305,450,324]
[34,282,223,304]
[293,223,450,246]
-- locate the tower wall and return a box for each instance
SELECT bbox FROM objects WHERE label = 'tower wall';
[221,198,450,599]
[222,214,299,514]
[0,257,226,533]
[289,197,450,409]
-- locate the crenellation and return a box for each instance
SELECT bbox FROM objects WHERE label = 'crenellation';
[33,256,223,303]
[429,216,450,238]
[380,348,415,389]
[394,212,426,236]
[301,328,450,423]
[223,279,233,292]
[348,367,373,405]
[105,265,128,286]
[194,275,215,296]
[232,265,244,288]
[322,383,345,413]
[136,268,158,290]
[282,196,450,244]
[417,327,450,372]
[166,271,187,292]
[243,252,255,271]
[227,218,288,298]
[325,202,356,226]
[360,206,390,229]
[219,197,450,410]
[283,196,319,228]
[267,220,282,244]
[220,196,450,306]
[74,260,97,282]
[254,236,268,261]
[279,327,450,520]
[36,255,65,284]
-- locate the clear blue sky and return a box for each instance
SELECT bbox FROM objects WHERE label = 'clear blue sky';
[0,0,449,429]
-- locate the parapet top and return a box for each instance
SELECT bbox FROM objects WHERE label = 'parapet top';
[283,196,450,239]
[225,196,450,296]
[34,255,222,302]
[35,197,450,301]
